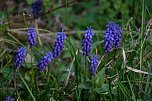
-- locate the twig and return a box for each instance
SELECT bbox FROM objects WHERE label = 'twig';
[126,66,152,75]
[44,0,78,16]
[98,54,105,66]
[8,28,104,34]
[64,50,78,88]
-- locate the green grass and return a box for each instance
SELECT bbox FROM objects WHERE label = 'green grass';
[0,0,152,100]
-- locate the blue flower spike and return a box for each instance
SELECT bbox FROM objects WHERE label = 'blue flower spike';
[53,29,67,58]
[5,96,13,101]
[27,26,37,47]
[37,52,53,71]
[90,55,99,75]
[104,22,122,53]
[0,18,2,25]
[82,26,94,56]
[14,47,27,68]
[32,0,42,19]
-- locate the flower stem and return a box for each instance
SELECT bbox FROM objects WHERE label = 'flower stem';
[23,13,28,28]
[85,56,87,81]
[19,72,36,101]
[14,68,20,100]
[35,19,42,46]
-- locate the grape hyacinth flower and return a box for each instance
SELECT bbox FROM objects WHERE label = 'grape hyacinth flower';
[32,0,42,19]
[0,18,2,25]
[14,47,27,68]
[5,96,13,101]
[104,22,122,53]
[53,30,66,58]
[27,26,37,47]
[90,55,99,75]
[37,52,53,71]
[82,27,94,56]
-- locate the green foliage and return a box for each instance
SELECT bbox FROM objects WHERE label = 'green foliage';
[0,0,152,100]
[26,0,37,4]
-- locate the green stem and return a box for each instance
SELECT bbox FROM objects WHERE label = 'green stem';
[46,61,53,84]
[113,49,117,65]
[104,54,108,68]
[96,34,102,54]
[74,50,80,101]
[7,32,24,46]
[30,47,35,97]
[85,56,87,81]
[31,47,33,68]
[19,72,36,101]
[45,61,54,93]
[144,66,151,100]
[42,62,54,100]
[14,69,20,99]
[35,19,42,46]
[23,13,28,28]
[91,75,95,100]
[35,71,39,99]
[109,73,113,100]
[140,0,145,70]
[66,0,68,27]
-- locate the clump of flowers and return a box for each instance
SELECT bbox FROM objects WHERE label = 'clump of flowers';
[27,26,37,47]
[14,47,27,68]
[104,22,122,53]
[82,26,94,56]
[32,0,42,19]
[37,52,53,71]
[90,55,99,75]
[53,29,66,58]
[5,96,13,101]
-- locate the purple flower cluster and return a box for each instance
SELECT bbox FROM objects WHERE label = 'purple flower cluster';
[5,96,13,101]
[53,30,67,58]
[37,30,66,71]
[27,26,37,47]
[37,52,53,71]
[32,0,42,19]
[82,27,94,56]
[13,20,122,75]
[90,55,99,75]
[104,22,122,53]
[14,47,27,68]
